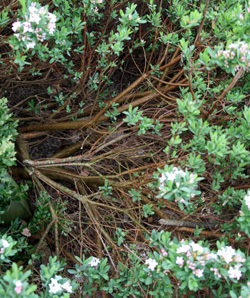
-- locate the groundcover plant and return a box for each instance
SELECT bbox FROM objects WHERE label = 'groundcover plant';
[0,0,250,297]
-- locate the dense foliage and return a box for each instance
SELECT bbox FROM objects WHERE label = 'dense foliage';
[1,0,250,297]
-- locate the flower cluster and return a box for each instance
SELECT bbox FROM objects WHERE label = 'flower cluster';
[157,165,201,212]
[174,240,245,281]
[215,42,250,71]
[48,275,72,294]
[145,258,158,271]
[143,238,247,294]
[11,2,57,49]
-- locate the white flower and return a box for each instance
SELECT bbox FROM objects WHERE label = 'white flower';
[228,265,242,280]
[166,172,177,181]
[48,12,57,23]
[88,257,100,267]
[1,239,9,249]
[217,246,236,264]
[28,5,38,14]
[173,167,186,177]
[26,41,36,49]
[177,244,190,254]
[176,256,184,267]
[190,242,203,254]
[29,12,41,24]
[22,21,33,33]
[12,21,22,32]
[61,281,72,293]
[145,258,158,271]
[15,280,22,287]
[49,278,62,294]
[244,193,250,210]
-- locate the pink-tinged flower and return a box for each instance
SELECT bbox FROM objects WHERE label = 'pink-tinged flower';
[12,21,22,32]
[61,281,72,293]
[248,7,250,13]
[14,280,23,294]
[145,258,158,271]
[234,254,245,263]
[161,249,168,257]
[189,173,195,184]
[176,256,184,267]
[194,269,204,278]
[228,265,242,280]
[217,246,236,264]
[210,267,221,278]
[239,13,244,20]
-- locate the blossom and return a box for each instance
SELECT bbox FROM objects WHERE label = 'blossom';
[29,12,41,24]
[228,265,242,280]
[12,21,22,32]
[28,4,38,14]
[189,173,195,184]
[234,254,245,263]
[26,41,36,49]
[14,280,23,294]
[217,246,236,264]
[210,267,221,278]
[61,281,72,293]
[177,244,190,254]
[88,257,100,267]
[244,193,250,210]
[0,239,10,253]
[161,249,168,257]
[172,167,186,177]
[206,252,217,260]
[22,21,33,33]
[176,256,184,267]
[193,269,204,278]
[190,242,203,254]
[1,239,10,249]
[145,258,158,271]
[48,12,57,23]
[49,277,62,294]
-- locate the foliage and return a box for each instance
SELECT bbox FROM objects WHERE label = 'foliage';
[1,0,250,296]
